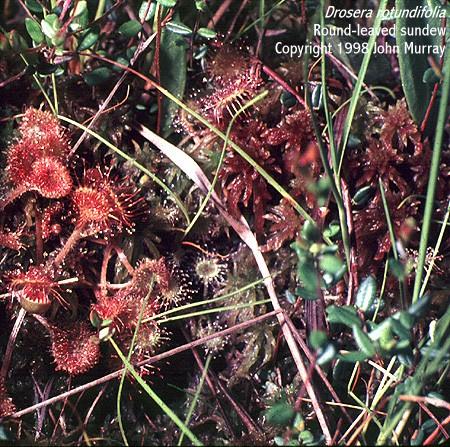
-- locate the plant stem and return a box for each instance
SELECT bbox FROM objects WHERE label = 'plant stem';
[0,308,26,379]
[379,178,406,309]
[412,52,450,303]
[420,200,450,296]
[52,227,83,270]
[0,185,27,211]
[337,0,388,178]
[94,0,106,20]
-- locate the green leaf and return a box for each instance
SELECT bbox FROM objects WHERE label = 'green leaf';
[84,67,112,85]
[389,258,407,280]
[25,18,44,44]
[197,27,217,39]
[353,325,376,357]
[139,1,157,21]
[352,185,373,207]
[166,21,193,36]
[407,294,431,319]
[25,0,43,13]
[339,351,369,363]
[78,28,99,51]
[423,67,440,84]
[160,26,187,136]
[395,0,448,123]
[157,0,176,7]
[317,343,337,365]
[195,0,207,11]
[309,330,327,350]
[301,220,321,243]
[265,401,295,427]
[391,317,411,341]
[119,20,142,37]
[41,15,59,39]
[323,221,340,239]
[297,258,318,295]
[73,0,87,17]
[319,254,344,275]
[295,286,317,301]
[326,305,361,327]
[355,276,377,313]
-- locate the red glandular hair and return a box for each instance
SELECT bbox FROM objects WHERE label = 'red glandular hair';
[7,266,61,314]
[0,228,23,251]
[48,321,100,375]
[41,202,64,240]
[264,109,320,208]
[219,121,281,235]
[72,167,144,236]
[349,99,430,269]
[4,108,72,202]
[0,377,15,417]
[92,258,170,331]
[18,108,70,157]
[197,45,263,129]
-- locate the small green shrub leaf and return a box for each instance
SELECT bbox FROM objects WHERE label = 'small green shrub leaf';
[326,305,361,327]
[25,18,44,44]
[309,330,328,350]
[157,0,177,8]
[166,21,193,35]
[355,276,377,313]
[301,220,321,243]
[78,29,99,51]
[119,20,142,37]
[84,67,112,85]
[139,1,157,21]
[197,27,217,39]
[353,325,376,357]
[266,401,295,427]
[352,185,373,206]
[319,254,344,275]
[25,0,43,13]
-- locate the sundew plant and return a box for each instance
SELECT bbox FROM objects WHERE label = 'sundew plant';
[0,0,449,445]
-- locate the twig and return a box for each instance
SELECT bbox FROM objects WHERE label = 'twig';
[262,65,307,107]
[1,308,26,380]
[6,310,281,419]
[69,32,157,157]
[137,124,333,443]
[208,0,233,28]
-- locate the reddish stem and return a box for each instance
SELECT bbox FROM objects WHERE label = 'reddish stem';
[52,226,83,271]
[100,244,114,295]
[0,185,27,211]
[34,205,43,265]
[262,64,307,108]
